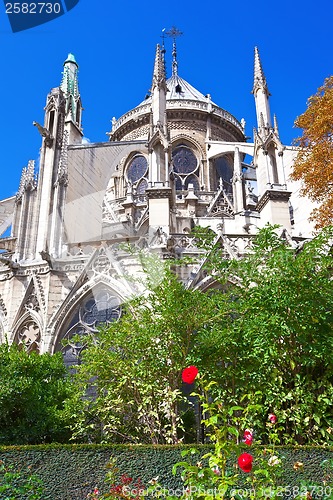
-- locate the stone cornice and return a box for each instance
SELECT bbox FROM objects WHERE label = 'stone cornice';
[145,186,172,199]
[0,262,50,280]
[256,189,291,212]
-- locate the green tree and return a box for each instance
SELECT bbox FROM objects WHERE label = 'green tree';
[291,76,333,228]
[65,226,333,445]
[0,343,72,444]
[65,267,214,444]
[194,225,333,444]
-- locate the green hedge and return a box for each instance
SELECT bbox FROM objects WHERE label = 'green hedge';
[0,444,332,499]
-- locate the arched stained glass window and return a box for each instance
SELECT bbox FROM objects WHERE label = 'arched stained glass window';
[57,289,121,368]
[126,155,148,200]
[80,291,120,326]
[137,178,148,195]
[172,145,200,193]
[173,146,197,174]
[127,156,148,184]
[215,156,233,194]
[185,174,200,191]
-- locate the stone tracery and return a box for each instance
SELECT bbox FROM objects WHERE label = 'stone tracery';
[57,288,121,367]
[16,319,41,353]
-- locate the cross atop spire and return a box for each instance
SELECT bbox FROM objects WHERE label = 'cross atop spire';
[253,46,269,95]
[165,26,183,77]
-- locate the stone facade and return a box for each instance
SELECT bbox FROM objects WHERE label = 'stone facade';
[0,44,316,362]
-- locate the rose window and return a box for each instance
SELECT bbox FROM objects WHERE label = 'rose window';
[172,146,199,192]
[126,155,148,198]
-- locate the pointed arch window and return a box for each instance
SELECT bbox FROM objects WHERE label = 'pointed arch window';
[267,143,279,184]
[137,178,148,195]
[172,145,200,193]
[126,155,148,199]
[57,289,121,368]
[48,110,55,136]
[214,156,233,195]
[76,105,81,127]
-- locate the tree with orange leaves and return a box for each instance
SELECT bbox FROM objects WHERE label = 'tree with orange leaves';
[291,76,333,229]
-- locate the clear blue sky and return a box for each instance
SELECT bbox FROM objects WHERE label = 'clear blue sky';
[1,0,333,201]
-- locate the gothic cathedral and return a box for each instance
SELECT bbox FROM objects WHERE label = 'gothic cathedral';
[0,41,315,364]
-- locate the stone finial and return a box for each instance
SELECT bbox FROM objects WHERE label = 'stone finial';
[16,160,37,202]
[273,114,280,137]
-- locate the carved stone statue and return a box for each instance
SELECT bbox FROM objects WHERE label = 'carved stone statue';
[33,121,53,147]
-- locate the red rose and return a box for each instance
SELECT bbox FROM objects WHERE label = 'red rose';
[182,366,199,384]
[243,429,253,445]
[268,413,277,423]
[238,453,253,473]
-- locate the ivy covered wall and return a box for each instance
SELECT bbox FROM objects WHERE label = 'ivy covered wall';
[0,444,332,499]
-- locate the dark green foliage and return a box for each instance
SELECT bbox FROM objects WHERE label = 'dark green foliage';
[0,444,332,499]
[0,461,44,499]
[193,225,333,444]
[0,343,72,444]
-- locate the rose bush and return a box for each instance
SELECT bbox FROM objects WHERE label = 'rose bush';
[145,366,286,499]
[88,364,333,499]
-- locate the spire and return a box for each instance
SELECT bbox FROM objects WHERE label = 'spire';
[161,28,167,78]
[253,46,269,95]
[61,53,79,97]
[171,40,178,77]
[60,53,81,126]
[152,44,166,89]
[165,26,183,77]
[150,43,168,133]
[252,46,272,130]
[273,114,279,137]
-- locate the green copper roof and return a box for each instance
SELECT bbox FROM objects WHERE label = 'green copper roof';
[60,53,80,124]
[63,53,78,66]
